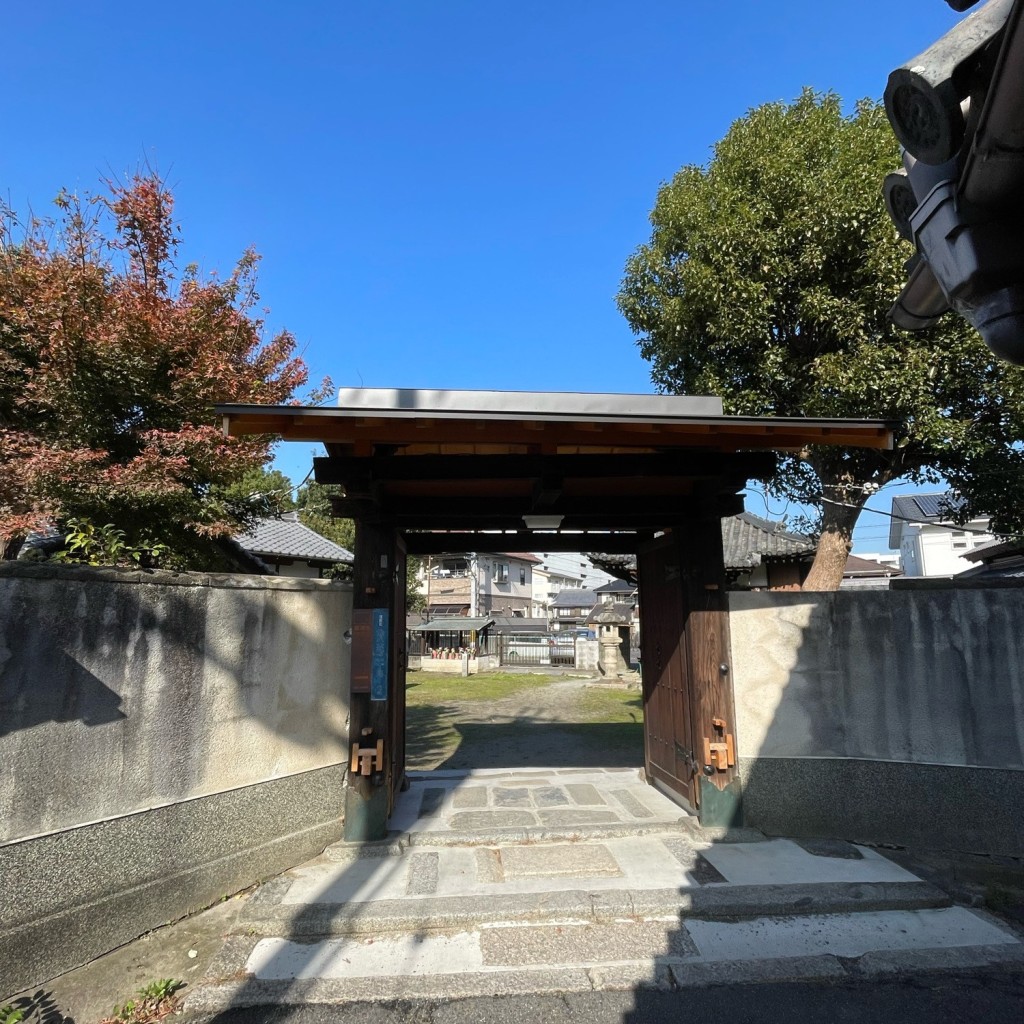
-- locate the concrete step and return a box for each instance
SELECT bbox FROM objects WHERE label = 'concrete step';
[239,878,952,937]
[183,769,1024,1013]
[186,906,1024,1012]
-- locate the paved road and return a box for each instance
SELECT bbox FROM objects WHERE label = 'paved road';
[192,969,1024,1024]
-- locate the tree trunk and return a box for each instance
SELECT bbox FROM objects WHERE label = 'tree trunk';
[801,492,866,592]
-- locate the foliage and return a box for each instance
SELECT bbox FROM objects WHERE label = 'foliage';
[406,554,426,611]
[0,173,328,567]
[618,89,1024,588]
[101,980,183,1024]
[49,516,171,567]
[295,480,353,549]
[216,465,297,521]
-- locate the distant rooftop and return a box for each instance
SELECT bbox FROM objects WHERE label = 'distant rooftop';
[721,512,817,570]
[588,512,818,582]
[237,512,354,565]
[550,588,599,609]
[888,493,968,549]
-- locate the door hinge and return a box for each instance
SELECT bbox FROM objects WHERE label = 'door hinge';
[674,741,699,777]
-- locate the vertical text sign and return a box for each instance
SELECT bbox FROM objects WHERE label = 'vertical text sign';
[371,608,389,701]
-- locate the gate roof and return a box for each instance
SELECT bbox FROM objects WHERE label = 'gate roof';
[218,388,894,553]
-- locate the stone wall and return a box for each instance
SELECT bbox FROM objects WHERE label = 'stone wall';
[0,563,352,996]
[728,589,1024,857]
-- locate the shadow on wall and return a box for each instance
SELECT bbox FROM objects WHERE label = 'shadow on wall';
[0,561,352,842]
[0,651,125,737]
[731,587,1024,859]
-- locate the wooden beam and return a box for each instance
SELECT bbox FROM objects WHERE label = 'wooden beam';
[403,531,652,555]
[313,451,777,485]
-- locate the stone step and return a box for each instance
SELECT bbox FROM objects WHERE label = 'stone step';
[323,818,763,858]
[186,906,1024,1013]
[238,878,952,937]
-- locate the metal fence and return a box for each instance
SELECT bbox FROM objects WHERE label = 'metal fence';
[497,634,576,668]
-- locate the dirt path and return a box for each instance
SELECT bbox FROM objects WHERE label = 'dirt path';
[406,677,644,771]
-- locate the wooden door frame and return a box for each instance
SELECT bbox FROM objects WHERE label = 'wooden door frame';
[639,519,742,827]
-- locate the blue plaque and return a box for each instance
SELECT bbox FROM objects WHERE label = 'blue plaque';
[370,608,389,701]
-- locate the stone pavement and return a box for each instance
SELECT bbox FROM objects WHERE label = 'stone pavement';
[185,768,1024,1013]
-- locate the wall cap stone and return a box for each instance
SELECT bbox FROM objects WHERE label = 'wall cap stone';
[0,560,353,592]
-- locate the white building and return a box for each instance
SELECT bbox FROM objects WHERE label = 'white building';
[889,494,996,577]
[530,552,615,614]
[425,551,539,617]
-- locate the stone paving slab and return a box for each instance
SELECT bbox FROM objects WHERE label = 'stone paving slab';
[184,765,1024,1013]
[700,838,921,886]
[686,906,1017,962]
[498,843,621,880]
[389,768,684,835]
[308,833,922,906]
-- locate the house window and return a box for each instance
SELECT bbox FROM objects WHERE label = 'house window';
[520,567,526,585]
[496,563,509,582]
[951,531,968,550]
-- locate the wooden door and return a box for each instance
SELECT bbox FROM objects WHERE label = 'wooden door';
[639,521,741,825]
[639,533,697,810]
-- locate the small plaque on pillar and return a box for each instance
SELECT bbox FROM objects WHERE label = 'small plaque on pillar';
[351,609,373,693]
[371,608,390,701]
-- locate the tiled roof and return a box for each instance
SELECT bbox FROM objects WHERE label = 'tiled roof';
[237,512,354,564]
[720,512,816,569]
[888,493,966,548]
[586,602,634,624]
[496,551,543,563]
[844,554,901,577]
[550,588,598,609]
[594,578,635,594]
[589,512,818,581]
[962,539,1022,563]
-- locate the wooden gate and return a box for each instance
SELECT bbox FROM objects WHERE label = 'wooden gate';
[638,522,741,825]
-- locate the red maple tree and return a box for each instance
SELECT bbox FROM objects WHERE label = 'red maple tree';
[0,174,325,566]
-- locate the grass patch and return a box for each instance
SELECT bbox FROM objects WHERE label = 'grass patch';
[405,671,554,705]
[578,686,643,724]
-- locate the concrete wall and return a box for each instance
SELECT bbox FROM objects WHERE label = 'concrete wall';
[0,563,352,996]
[729,589,1024,858]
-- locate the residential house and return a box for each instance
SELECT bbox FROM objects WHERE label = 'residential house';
[594,578,637,606]
[549,588,598,631]
[957,538,1024,583]
[235,512,353,578]
[721,512,817,590]
[840,554,903,590]
[425,552,540,617]
[588,512,819,591]
[529,552,618,617]
[889,493,996,577]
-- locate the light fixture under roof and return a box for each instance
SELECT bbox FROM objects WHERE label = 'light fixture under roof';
[522,514,564,530]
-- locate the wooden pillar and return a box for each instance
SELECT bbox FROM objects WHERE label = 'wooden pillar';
[677,514,742,828]
[344,517,400,842]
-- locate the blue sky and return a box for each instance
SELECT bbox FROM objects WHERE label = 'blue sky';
[3,2,963,552]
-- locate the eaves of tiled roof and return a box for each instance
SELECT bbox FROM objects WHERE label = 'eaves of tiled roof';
[237,513,354,564]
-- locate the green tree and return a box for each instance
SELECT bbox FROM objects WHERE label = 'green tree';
[618,89,1024,590]
[296,481,354,551]
[218,465,297,520]
[0,174,329,567]
[294,481,424,603]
